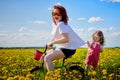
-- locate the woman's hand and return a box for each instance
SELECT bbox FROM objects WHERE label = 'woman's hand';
[47,42,53,48]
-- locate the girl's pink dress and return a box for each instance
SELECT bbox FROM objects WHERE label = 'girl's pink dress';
[85,42,101,68]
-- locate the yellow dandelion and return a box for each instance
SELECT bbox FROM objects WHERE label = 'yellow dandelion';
[24,77,31,80]
[64,72,67,75]
[4,69,8,73]
[26,73,33,78]
[92,70,97,76]
[22,69,27,72]
[7,77,14,80]
[19,76,25,80]
[2,67,7,71]
[109,73,114,78]
[1,76,7,80]
[102,69,107,75]
[46,71,54,76]
[14,75,19,80]
[90,78,96,80]
[102,76,107,79]
[109,77,113,80]
[88,71,91,75]
[69,71,73,75]
[45,76,49,80]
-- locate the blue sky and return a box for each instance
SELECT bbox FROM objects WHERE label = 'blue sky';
[0,0,120,47]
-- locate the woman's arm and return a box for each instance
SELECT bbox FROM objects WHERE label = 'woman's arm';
[47,33,69,46]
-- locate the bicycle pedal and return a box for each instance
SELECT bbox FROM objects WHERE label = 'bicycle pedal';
[38,65,43,71]
[39,66,43,69]
[30,66,40,73]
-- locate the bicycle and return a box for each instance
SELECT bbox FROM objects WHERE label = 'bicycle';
[30,46,85,80]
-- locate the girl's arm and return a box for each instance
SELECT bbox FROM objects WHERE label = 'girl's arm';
[87,41,91,48]
[100,46,103,52]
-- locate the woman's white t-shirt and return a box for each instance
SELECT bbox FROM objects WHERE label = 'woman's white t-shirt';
[51,21,85,49]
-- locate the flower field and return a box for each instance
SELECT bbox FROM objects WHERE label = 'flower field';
[0,48,120,80]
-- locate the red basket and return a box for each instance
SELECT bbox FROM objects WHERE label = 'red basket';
[34,50,43,61]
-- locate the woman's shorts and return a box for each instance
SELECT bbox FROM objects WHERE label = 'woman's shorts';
[60,48,76,59]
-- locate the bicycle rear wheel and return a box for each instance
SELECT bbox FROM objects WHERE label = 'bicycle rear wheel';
[68,66,85,80]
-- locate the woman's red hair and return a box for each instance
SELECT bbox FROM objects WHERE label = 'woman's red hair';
[52,5,68,25]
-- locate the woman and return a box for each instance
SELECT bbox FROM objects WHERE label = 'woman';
[44,5,85,71]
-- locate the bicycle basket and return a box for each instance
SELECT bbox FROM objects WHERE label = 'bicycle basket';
[34,50,43,61]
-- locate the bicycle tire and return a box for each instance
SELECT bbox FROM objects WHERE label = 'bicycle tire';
[68,65,85,80]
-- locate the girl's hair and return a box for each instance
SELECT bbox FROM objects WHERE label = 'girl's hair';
[52,5,68,25]
[92,30,105,46]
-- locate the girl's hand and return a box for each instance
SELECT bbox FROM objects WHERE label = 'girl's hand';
[87,41,89,44]
[87,41,90,47]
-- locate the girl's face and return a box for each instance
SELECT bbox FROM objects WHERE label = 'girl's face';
[52,9,62,24]
[93,33,100,42]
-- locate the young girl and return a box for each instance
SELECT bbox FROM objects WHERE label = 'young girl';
[85,30,105,74]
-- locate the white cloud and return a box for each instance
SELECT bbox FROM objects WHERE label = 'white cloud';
[1,29,50,47]
[18,27,27,32]
[48,2,61,11]
[88,17,103,23]
[111,0,120,2]
[0,33,8,37]
[100,0,105,1]
[55,2,61,5]
[18,27,35,33]
[87,27,117,34]
[48,7,52,10]
[100,0,120,2]
[69,18,72,21]
[87,27,97,31]
[109,26,116,31]
[78,18,85,21]
[33,20,46,24]
[111,32,120,37]
[74,28,84,34]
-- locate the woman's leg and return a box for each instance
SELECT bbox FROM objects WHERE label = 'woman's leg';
[44,48,65,71]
